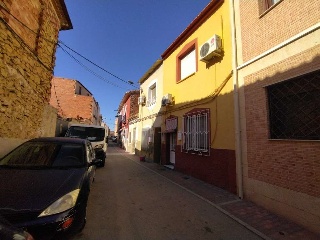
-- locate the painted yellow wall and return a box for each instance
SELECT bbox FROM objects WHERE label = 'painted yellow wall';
[162,1,235,150]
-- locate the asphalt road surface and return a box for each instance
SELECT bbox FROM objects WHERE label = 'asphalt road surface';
[72,144,262,240]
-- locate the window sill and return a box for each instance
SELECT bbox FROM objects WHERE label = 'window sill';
[183,149,209,156]
[177,72,196,84]
[259,0,283,18]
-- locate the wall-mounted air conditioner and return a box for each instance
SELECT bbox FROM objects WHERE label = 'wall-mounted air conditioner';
[138,96,146,105]
[161,94,173,106]
[199,34,222,62]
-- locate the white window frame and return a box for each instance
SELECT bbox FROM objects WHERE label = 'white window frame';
[182,109,210,155]
[147,83,157,106]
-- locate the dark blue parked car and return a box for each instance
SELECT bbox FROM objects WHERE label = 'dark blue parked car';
[0,137,102,240]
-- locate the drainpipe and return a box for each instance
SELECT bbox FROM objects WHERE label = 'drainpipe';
[230,0,243,199]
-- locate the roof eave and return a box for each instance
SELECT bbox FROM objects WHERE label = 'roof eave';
[52,0,73,30]
[161,0,223,60]
[138,59,163,84]
[117,90,140,112]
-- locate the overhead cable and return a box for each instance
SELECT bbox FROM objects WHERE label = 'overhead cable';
[58,41,139,88]
[0,4,138,88]
[58,44,131,90]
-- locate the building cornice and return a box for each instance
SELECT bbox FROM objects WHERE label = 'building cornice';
[161,0,223,60]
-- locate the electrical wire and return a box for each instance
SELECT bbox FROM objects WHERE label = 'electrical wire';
[0,4,138,89]
[58,44,131,90]
[58,41,139,88]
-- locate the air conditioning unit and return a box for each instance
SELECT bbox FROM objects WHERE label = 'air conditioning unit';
[138,96,146,105]
[199,34,222,62]
[161,94,173,106]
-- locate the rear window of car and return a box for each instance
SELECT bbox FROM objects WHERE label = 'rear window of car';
[0,142,85,168]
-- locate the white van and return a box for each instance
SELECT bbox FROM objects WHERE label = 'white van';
[65,124,107,166]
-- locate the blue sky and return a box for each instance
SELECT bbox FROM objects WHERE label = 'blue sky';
[54,0,211,130]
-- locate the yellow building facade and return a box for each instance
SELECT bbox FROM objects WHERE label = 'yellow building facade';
[160,0,236,193]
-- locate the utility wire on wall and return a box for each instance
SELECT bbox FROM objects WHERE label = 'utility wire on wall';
[0,4,139,90]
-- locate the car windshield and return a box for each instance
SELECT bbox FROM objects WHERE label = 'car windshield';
[0,142,85,168]
[66,126,105,142]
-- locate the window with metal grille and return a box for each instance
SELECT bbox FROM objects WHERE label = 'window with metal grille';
[267,70,320,140]
[182,109,210,155]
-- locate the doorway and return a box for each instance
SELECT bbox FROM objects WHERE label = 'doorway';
[169,132,176,165]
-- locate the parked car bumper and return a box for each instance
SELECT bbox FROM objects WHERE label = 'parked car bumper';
[12,204,84,240]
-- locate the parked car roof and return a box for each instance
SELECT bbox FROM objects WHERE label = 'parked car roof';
[68,124,105,129]
[29,137,88,144]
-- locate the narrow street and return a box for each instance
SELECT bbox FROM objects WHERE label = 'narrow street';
[72,143,262,240]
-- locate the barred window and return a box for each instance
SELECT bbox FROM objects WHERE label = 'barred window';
[267,70,320,140]
[182,109,210,155]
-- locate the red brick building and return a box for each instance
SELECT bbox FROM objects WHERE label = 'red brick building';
[233,0,320,234]
[50,77,102,135]
[117,90,139,150]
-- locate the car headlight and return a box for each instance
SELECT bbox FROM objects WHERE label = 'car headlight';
[38,189,80,217]
[94,144,104,149]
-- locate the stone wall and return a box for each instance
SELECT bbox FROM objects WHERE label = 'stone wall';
[0,0,63,155]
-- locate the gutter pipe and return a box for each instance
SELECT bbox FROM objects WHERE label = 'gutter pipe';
[230,0,243,199]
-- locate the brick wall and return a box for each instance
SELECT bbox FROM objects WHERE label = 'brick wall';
[0,0,61,140]
[239,0,320,62]
[161,143,236,194]
[50,77,96,124]
[244,46,320,198]
[130,94,139,116]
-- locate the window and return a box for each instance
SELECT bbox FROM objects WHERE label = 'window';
[259,0,282,13]
[180,49,196,80]
[267,70,320,140]
[176,39,198,82]
[0,142,85,167]
[182,109,210,155]
[147,83,156,106]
